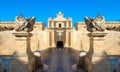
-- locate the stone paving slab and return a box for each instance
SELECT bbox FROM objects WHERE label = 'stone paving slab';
[36,48,85,72]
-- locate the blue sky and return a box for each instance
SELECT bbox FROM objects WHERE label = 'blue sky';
[0,0,120,24]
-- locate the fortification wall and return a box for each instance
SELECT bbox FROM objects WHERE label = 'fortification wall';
[76,22,120,31]
[0,22,44,31]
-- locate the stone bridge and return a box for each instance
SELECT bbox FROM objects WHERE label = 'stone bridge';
[36,48,85,72]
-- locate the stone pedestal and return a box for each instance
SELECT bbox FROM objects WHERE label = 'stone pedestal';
[88,32,107,56]
[85,32,110,72]
[10,32,35,72]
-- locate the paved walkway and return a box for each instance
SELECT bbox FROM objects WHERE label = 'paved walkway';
[36,48,85,72]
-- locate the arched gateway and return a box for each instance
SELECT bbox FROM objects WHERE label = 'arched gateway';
[48,12,72,48]
[57,41,64,48]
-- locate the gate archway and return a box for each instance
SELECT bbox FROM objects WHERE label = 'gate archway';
[56,41,64,48]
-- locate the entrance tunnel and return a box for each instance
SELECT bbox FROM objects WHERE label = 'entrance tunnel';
[57,41,64,48]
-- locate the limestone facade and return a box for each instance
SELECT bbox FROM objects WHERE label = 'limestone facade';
[0,12,120,72]
[0,12,120,54]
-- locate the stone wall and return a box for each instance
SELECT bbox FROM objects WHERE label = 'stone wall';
[0,31,15,55]
[105,31,120,55]
[0,22,44,31]
[35,30,50,50]
[0,21,120,72]
[76,22,120,31]
[71,30,89,51]
[71,30,82,50]
[0,22,15,31]
[106,22,120,31]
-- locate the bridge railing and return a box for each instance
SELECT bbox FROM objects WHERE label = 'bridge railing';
[68,48,87,69]
[33,48,52,69]
[68,48,80,60]
[40,48,52,61]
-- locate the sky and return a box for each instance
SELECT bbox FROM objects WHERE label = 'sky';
[0,0,120,24]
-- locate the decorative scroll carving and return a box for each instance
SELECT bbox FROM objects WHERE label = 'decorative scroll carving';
[15,14,36,32]
[84,14,105,32]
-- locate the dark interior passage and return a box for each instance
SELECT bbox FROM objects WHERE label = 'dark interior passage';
[57,41,64,48]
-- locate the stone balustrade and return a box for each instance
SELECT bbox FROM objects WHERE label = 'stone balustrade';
[68,48,87,69]
[42,48,52,60]
[33,48,52,70]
